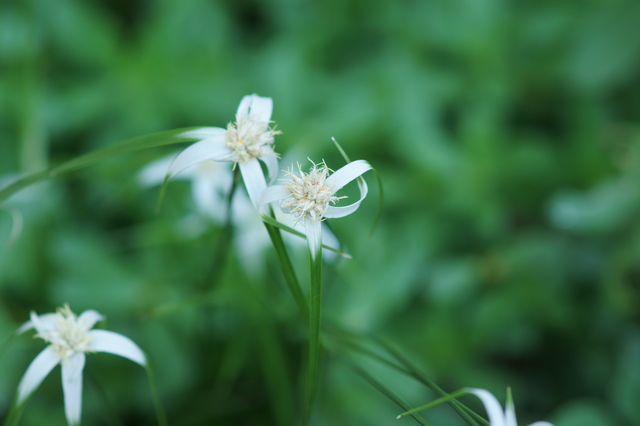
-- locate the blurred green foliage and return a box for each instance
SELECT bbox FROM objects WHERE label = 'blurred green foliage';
[2,0,640,425]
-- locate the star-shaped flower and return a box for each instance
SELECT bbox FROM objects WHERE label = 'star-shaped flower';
[465,388,554,426]
[168,94,280,210]
[260,158,372,256]
[14,305,146,426]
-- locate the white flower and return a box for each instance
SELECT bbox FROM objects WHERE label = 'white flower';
[465,388,554,426]
[15,305,146,426]
[138,152,341,272]
[169,94,280,210]
[260,158,372,257]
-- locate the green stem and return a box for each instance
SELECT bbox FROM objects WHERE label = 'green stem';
[145,359,168,426]
[2,397,25,426]
[263,221,309,321]
[302,245,322,426]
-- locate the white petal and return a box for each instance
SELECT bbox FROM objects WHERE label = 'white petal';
[324,160,372,191]
[305,217,322,259]
[78,310,104,329]
[324,171,369,219]
[88,330,146,367]
[259,185,290,206]
[17,347,60,404]
[15,312,57,335]
[237,94,273,122]
[465,388,506,426]
[191,169,225,221]
[178,127,226,140]
[30,311,58,336]
[137,153,190,187]
[239,159,267,211]
[259,146,279,183]
[15,320,34,335]
[167,137,232,180]
[62,353,86,426]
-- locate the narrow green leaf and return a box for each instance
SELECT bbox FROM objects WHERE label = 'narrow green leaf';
[397,389,469,419]
[0,127,203,202]
[374,338,487,426]
[349,363,431,426]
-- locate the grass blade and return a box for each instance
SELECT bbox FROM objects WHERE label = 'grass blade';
[0,128,203,202]
[397,389,469,419]
[374,337,486,426]
[349,363,431,426]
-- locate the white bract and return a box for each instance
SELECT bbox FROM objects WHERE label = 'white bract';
[260,158,372,257]
[170,94,280,210]
[15,305,146,426]
[465,388,554,426]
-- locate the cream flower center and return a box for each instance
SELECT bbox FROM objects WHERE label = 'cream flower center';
[36,305,95,360]
[225,113,281,163]
[282,163,345,223]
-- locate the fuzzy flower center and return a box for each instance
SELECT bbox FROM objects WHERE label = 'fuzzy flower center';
[36,305,95,360]
[225,113,281,163]
[282,162,345,223]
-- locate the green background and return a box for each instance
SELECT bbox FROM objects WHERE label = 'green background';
[2,0,640,425]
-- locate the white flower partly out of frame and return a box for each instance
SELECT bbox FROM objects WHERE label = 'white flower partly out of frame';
[169,94,280,210]
[465,388,554,426]
[15,305,146,426]
[260,159,372,257]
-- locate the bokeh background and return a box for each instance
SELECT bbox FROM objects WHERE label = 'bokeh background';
[2,0,640,425]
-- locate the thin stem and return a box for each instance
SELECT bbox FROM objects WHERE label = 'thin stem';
[302,244,322,426]
[2,393,26,426]
[263,220,309,321]
[145,359,168,426]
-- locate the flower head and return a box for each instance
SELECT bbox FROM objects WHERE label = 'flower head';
[31,304,100,362]
[281,161,346,224]
[261,157,372,256]
[15,305,146,426]
[225,109,280,164]
[465,388,554,426]
[169,94,280,210]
